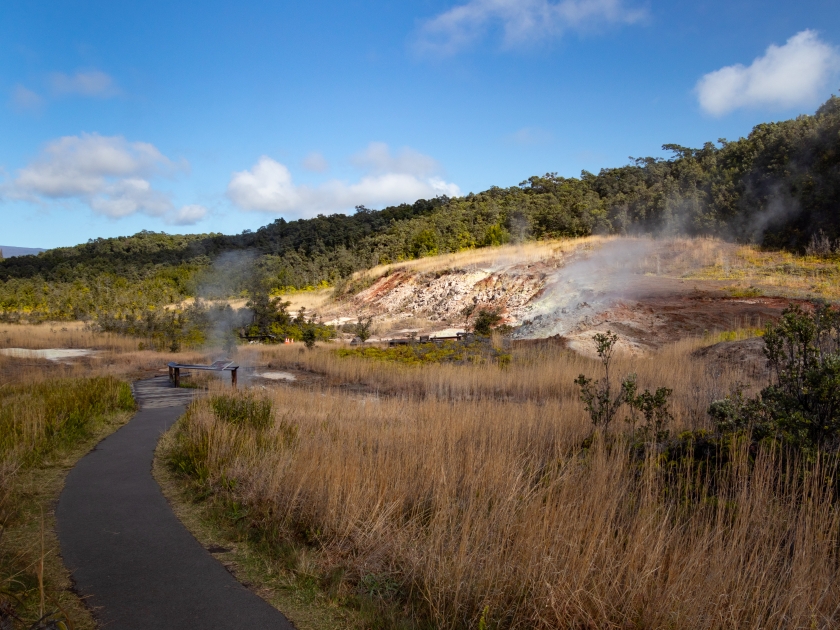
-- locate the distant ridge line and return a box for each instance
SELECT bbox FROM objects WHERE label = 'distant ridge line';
[0,245,45,258]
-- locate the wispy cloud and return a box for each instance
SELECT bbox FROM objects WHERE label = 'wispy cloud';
[505,126,553,146]
[228,143,460,216]
[350,142,441,177]
[302,151,330,173]
[7,133,205,225]
[10,85,44,113]
[414,0,646,57]
[49,70,119,98]
[696,30,840,117]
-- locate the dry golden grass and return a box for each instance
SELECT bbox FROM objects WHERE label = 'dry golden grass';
[166,331,840,629]
[0,321,138,352]
[336,237,615,305]
[342,234,839,303]
[364,237,606,276]
[685,243,840,299]
[342,236,737,288]
[171,390,837,628]
[246,339,737,430]
[0,321,226,388]
[0,373,135,628]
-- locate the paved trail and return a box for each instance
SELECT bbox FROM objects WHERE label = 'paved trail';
[57,378,294,630]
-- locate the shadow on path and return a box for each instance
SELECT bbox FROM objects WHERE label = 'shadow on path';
[56,379,294,630]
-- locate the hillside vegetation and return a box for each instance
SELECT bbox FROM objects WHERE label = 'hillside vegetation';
[2,96,840,323]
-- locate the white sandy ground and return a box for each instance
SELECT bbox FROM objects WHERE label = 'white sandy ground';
[0,348,97,360]
[256,371,297,381]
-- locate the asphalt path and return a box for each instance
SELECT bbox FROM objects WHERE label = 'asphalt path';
[56,380,294,630]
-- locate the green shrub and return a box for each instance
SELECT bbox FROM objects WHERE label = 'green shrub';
[708,302,840,454]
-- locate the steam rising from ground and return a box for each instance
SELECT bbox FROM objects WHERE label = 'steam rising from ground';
[514,238,657,339]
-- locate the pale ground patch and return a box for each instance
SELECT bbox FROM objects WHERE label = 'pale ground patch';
[0,348,97,360]
[256,371,297,382]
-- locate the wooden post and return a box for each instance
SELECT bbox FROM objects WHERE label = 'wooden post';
[231,368,238,388]
[169,365,174,383]
[174,367,180,388]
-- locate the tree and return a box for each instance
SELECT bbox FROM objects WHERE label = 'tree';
[353,317,374,343]
[245,273,290,334]
[625,380,673,442]
[471,309,503,336]
[302,327,317,349]
[759,302,840,448]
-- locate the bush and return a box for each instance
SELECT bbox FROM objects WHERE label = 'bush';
[302,326,317,349]
[575,331,673,441]
[708,302,840,454]
[471,309,503,336]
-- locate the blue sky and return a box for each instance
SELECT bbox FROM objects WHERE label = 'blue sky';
[2,0,839,248]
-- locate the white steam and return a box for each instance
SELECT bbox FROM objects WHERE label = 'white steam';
[514,238,656,339]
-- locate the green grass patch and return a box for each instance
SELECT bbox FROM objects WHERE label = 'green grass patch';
[726,286,763,298]
[336,340,497,365]
[704,328,766,344]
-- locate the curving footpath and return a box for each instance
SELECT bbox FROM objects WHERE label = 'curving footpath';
[56,378,294,630]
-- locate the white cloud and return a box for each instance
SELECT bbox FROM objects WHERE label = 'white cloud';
[14,134,172,199]
[228,157,302,213]
[415,0,645,56]
[8,133,204,225]
[302,152,330,173]
[696,30,840,117]
[10,85,43,112]
[166,204,209,226]
[227,145,460,216]
[49,70,119,98]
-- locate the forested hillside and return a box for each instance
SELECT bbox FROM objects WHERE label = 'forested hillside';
[2,96,839,322]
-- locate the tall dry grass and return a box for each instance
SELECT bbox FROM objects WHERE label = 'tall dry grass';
[0,376,135,470]
[0,373,136,628]
[341,235,738,289]
[171,384,840,629]
[347,237,608,283]
[246,339,742,431]
[167,334,840,629]
[0,321,138,352]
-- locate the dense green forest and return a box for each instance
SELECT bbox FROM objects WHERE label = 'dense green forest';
[2,96,839,324]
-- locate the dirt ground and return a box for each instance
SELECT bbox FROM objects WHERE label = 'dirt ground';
[557,277,801,356]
